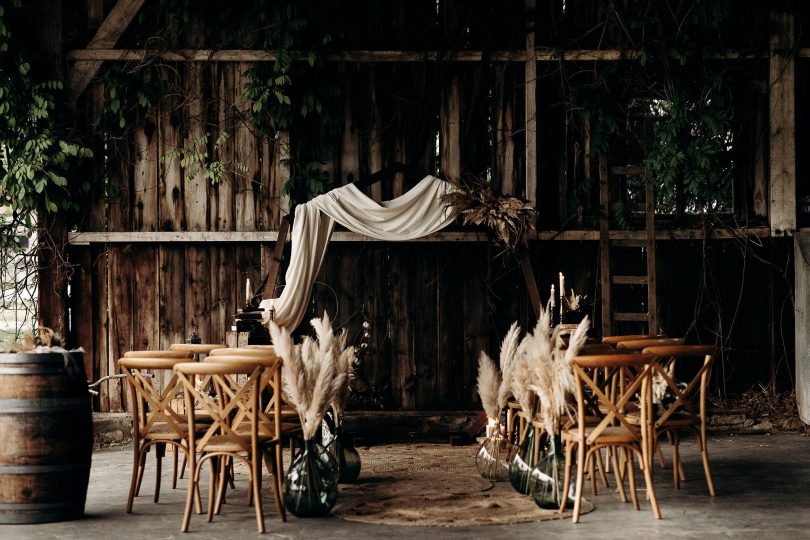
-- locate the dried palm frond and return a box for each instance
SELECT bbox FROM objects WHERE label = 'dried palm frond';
[477,353,501,421]
[496,322,521,409]
[270,312,348,440]
[331,344,356,423]
[441,177,536,253]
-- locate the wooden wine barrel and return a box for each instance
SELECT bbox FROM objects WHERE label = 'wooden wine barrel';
[0,352,93,524]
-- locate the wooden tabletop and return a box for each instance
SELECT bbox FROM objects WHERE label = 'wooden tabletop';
[170,343,227,354]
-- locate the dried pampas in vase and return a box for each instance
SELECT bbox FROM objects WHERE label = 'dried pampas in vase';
[327,338,361,483]
[475,323,520,481]
[269,313,345,517]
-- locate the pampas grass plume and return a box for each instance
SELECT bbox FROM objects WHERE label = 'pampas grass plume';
[477,353,501,421]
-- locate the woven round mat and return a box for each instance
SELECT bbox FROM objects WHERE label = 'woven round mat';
[332,443,593,527]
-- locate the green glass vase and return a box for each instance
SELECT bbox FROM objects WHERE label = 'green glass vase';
[283,439,338,517]
[509,423,540,495]
[327,427,362,483]
[476,425,517,481]
[530,433,574,509]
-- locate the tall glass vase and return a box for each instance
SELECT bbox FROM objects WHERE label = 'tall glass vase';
[475,424,517,481]
[509,423,541,495]
[530,433,573,509]
[327,426,362,483]
[283,439,338,517]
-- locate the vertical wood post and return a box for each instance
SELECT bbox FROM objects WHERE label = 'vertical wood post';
[795,233,810,423]
[599,153,611,337]
[524,0,537,207]
[769,10,796,235]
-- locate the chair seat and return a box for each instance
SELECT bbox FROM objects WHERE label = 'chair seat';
[564,425,639,444]
[198,433,281,453]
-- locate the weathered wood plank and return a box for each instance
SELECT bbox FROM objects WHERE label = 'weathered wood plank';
[185,246,210,340]
[132,107,158,231]
[599,152,611,337]
[184,63,208,231]
[68,0,146,101]
[494,66,515,195]
[131,246,158,397]
[769,10,796,235]
[209,245,237,346]
[158,246,186,354]
[107,246,132,411]
[524,0,537,207]
[440,76,461,183]
[234,63,258,231]
[93,246,109,411]
[159,92,185,231]
[67,48,759,63]
[67,246,94,379]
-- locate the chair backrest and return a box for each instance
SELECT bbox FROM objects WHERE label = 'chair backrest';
[209,347,275,357]
[202,353,284,435]
[174,361,264,453]
[124,350,193,359]
[602,334,665,346]
[169,343,227,355]
[642,345,716,428]
[119,358,188,440]
[616,337,684,351]
[571,354,656,445]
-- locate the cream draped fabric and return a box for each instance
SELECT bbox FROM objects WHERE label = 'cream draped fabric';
[260,175,455,329]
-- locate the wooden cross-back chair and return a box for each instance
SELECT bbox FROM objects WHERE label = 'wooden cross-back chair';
[643,344,717,496]
[562,353,661,523]
[174,360,285,534]
[119,357,201,514]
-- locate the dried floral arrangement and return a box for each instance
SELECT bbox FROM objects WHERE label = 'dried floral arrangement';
[514,304,590,434]
[331,343,357,426]
[441,177,536,253]
[563,289,587,312]
[269,313,349,440]
[2,327,63,352]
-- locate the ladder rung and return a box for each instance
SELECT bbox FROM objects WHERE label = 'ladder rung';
[611,239,647,247]
[613,312,649,322]
[612,275,648,285]
[609,165,650,176]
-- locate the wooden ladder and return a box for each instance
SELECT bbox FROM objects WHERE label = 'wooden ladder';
[598,155,658,337]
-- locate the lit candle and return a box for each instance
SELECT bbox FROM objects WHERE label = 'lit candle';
[550,284,556,307]
[245,278,251,304]
[559,272,565,303]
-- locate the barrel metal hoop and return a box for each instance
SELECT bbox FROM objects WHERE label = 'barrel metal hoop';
[0,397,89,413]
[0,463,89,475]
[0,367,66,375]
[0,355,64,364]
[0,501,83,510]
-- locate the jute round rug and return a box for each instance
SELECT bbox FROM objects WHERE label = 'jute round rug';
[332,443,593,527]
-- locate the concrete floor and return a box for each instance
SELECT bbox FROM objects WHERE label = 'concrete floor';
[4,432,810,539]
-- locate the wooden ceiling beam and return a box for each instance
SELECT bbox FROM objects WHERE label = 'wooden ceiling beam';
[67,0,146,102]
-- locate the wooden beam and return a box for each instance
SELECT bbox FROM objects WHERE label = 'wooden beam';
[66,48,770,63]
[68,0,146,102]
[795,232,810,422]
[524,0,537,207]
[769,11,797,235]
[66,226,772,245]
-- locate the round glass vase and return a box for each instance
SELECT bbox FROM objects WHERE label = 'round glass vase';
[530,433,574,510]
[327,426,362,483]
[475,425,517,481]
[283,439,339,518]
[509,422,541,495]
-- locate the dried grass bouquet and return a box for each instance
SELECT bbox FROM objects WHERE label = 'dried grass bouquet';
[269,312,349,440]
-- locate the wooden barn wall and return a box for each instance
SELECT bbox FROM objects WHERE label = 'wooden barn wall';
[64,0,792,412]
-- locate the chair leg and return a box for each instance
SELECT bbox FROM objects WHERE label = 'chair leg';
[134,447,147,497]
[154,443,164,503]
[572,442,586,523]
[252,456,265,533]
[214,457,229,515]
[672,432,680,490]
[656,438,666,469]
[264,449,287,521]
[207,457,217,522]
[559,440,573,514]
[588,453,597,495]
[179,452,187,480]
[181,462,200,533]
[610,447,627,503]
[126,445,143,513]
[641,448,662,520]
[700,424,716,496]
[172,444,179,489]
[275,444,287,521]
[626,449,640,511]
